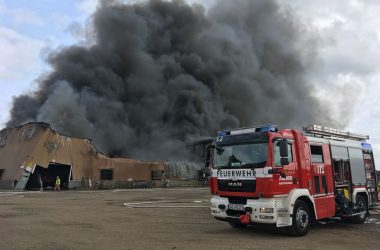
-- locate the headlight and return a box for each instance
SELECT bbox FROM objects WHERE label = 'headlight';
[210,203,217,208]
[260,208,274,213]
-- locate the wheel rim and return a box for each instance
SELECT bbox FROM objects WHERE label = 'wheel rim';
[296,207,309,230]
[358,201,366,219]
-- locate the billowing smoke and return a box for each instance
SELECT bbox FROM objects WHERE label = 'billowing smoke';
[7,0,336,160]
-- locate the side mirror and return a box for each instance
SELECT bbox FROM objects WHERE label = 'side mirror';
[279,139,288,157]
[279,139,289,167]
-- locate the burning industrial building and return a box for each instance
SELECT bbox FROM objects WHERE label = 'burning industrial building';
[0,122,164,190]
[0,122,209,190]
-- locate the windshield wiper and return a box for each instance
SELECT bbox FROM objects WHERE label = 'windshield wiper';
[242,161,266,169]
[215,162,265,170]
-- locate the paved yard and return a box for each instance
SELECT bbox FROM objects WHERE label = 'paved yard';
[1,188,379,250]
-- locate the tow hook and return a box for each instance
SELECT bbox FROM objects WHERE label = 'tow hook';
[239,214,251,224]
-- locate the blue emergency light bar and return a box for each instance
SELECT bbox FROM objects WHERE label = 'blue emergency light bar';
[218,124,278,136]
[361,142,372,150]
[218,131,227,136]
[260,125,278,132]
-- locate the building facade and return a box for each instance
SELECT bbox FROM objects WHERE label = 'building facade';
[0,122,163,190]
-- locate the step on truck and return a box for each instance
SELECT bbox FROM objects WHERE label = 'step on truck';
[206,124,378,236]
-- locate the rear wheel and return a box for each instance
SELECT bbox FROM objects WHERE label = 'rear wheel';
[350,195,368,224]
[289,200,311,236]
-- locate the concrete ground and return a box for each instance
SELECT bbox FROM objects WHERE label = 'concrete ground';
[1,188,379,250]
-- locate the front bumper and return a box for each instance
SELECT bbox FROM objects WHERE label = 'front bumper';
[210,196,291,227]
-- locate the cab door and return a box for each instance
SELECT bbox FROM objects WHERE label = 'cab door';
[273,140,298,188]
[310,143,335,219]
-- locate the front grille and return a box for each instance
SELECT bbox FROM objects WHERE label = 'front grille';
[217,179,256,192]
[228,197,247,204]
[226,209,245,217]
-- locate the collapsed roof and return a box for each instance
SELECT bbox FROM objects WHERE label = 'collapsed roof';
[0,122,163,189]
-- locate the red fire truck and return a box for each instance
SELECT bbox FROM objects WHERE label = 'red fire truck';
[207,125,377,236]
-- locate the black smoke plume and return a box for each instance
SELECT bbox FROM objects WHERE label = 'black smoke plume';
[7,0,335,160]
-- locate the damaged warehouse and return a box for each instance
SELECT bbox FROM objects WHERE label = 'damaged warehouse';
[0,122,166,190]
[0,122,209,190]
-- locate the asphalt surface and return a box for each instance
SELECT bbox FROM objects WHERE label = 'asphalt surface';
[1,188,379,250]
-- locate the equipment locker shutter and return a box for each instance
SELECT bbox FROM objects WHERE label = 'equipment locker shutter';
[348,148,366,186]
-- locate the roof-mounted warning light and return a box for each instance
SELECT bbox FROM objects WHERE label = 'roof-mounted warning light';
[361,142,372,150]
[218,124,278,136]
[303,125,369,141]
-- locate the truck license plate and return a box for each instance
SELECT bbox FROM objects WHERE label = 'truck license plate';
[228,204,245,211]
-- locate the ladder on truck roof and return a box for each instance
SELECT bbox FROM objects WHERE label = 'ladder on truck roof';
[303,124,369,141]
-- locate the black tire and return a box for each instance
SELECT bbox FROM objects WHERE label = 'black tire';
[341,217,351,223]
[350,195,368,224]
[289,200,311,236]
[228,221,247,229]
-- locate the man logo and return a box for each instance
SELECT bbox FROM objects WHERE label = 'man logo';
[228,182,242,187]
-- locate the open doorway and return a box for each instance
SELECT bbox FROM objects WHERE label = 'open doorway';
[333,160,351,186]
[25,162,72,190]
[333,159,352,203]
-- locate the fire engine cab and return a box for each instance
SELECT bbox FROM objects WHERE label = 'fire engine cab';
[207,125,377,236]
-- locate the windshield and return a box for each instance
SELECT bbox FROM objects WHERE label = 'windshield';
[213,143,268,168]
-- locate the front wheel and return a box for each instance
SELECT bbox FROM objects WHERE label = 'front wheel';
[289,200,311,236]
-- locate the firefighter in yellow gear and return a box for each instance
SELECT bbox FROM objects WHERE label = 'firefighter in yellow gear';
[54,176,61,191]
